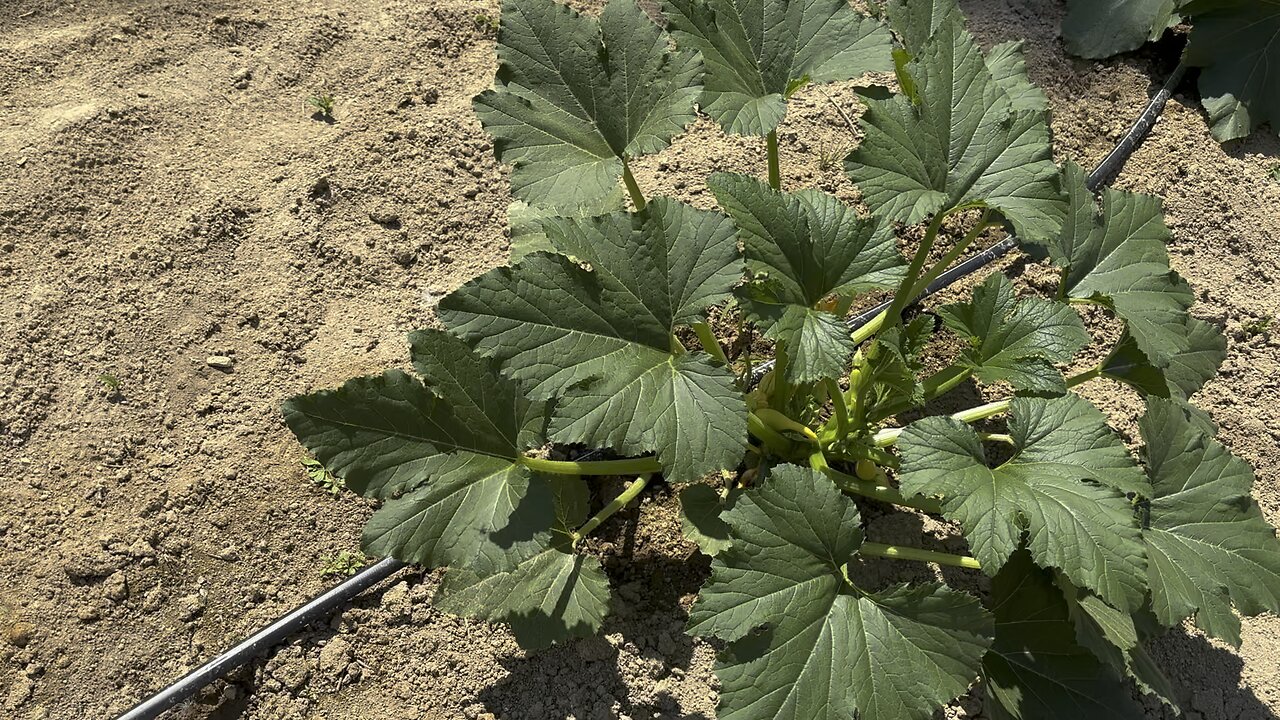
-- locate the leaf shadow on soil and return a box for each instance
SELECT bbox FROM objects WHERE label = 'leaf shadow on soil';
[473,556,711,717]
[477,502,714,720]
[1147,629,1280,720]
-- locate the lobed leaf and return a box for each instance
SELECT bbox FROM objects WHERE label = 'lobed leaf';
[476,0,702,208]
[678,483,735,556]
[846,16,1064,242]
[440,198,747,482]
[708,172,903,383]
[434,473,601,647]
[1183,0,1280,142]
[864,315,934,421]
[1101,317,1226,400]
[662,0,893,136]
[1061,0,1179,59]
[438,548,611,650]
[898,394,1149,610]
[507,189,625,262]
[283,331,553,568]
[1036,161,1193,368]
[884,0,962,57]
[689,465,992,720]
[938,274,1090,394]
[885,0,1045,114]
[984,551,1142,720]
[984,41,1049,112]
[1059,578,1181,708]
[1139,397,1280,646]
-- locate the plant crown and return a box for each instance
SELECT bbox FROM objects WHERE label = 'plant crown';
[284,0,1280,717]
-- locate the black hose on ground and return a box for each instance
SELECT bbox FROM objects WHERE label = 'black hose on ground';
[114,63,1188,720]
[115,557,406,720]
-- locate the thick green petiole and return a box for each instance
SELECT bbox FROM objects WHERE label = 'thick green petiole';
[749,412,795,456]
[907,211,993,298]
[756,407,818,442]
[816,455,943,514]
[859,542,980,569]
[882,212,946,329]
[765,131,782,190]
[874,399,1011,447]
[622,160,647,210]
[1066,366,1102,386]
[693,321,729,365]
[872,365,1105,446]
[921,365,973,401]
[822,377,849,442]
[573,475,650,545]
[521,455,662,476]
[851,310,887,345]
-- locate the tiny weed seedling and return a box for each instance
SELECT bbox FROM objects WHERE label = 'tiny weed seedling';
[320,550,367,578]
[1244,316,1273,338]
[816,138,853,173]
[308,93,335,121]
[283,0,1279,716]
[473,13,499,32]
[97,373,120,391]
[301,457,344,497]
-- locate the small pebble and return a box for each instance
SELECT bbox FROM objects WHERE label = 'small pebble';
[206,355,233,370]
[6,622,33,648]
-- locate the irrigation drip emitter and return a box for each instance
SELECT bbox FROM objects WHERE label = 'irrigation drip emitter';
[114,63,1188,720]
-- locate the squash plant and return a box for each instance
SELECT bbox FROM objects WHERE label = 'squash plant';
[283,0,1280,717]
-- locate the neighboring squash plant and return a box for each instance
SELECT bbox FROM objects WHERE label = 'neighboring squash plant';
[283,0,1280,717]
[1062,0,1280,142]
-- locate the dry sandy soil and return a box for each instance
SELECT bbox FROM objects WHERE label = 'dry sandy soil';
[0,0,1278,718]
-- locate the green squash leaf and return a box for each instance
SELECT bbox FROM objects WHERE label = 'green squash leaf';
[898,394,1149,610]
[1061,0,1179,59]
[984,551,1143,720]
[1038,162,1193,368]
[984,41,1049,112]
[884,0,961,57]
[438,548,610,650]
[662,0,893,135]
[1183,0,1280,142]
[938,274,1090,395]
[864,315,935,421]
[1058,579,1182,708]
[679,483,735,555]
[440,198,746,483]
[1139,397,1280,646]
[885,1,1044,111]
[845,17,1064,242]
[1101,317,1227,400]
[689,465,992,720]
[708,172,903,383]
[283,331,553,568]
[476,0,702,208]
[435,473,606,649]
[507,188,626,262]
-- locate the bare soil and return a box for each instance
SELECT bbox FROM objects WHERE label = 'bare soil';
[0,0,1277,719]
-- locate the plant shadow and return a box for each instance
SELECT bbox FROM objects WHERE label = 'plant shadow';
[1145,628,1280,720]
[478,494,713,720]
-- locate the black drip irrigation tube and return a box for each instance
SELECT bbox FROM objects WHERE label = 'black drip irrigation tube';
[114,63,1187,720]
